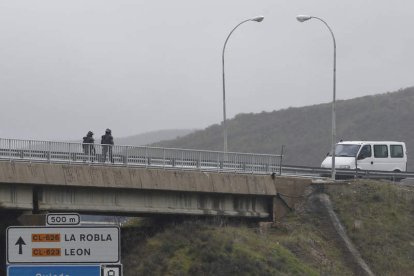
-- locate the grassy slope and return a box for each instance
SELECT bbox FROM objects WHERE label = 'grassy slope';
[155,87,414,170]
[326,181,414,276]
[122,221,319,276]
[121,180,413,276]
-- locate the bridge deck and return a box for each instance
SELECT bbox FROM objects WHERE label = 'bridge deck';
[0,138,316,221]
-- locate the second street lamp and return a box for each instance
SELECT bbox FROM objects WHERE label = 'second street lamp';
[296,15,337,180]
[222,16,264,153]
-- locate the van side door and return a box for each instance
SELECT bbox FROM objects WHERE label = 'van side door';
[356,144,374,170]
[372,144,390,171]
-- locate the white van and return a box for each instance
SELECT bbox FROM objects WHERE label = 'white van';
[321,141,407,172]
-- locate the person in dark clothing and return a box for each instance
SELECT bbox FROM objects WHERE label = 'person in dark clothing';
[82,131,95,161]
[101,128,114,163]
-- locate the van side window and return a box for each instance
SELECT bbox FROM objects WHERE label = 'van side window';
[359,145,372,158]
[374,145,388,158]
[390,145,404,158]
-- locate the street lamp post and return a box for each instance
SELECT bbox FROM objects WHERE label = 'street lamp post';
[296,15,337,180]
[222,16,264,153]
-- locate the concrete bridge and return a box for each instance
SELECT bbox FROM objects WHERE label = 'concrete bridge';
[0,138,317,222]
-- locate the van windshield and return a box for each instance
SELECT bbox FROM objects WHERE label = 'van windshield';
[328,144,361,157]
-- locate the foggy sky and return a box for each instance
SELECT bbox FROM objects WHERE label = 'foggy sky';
[0,0,413,141]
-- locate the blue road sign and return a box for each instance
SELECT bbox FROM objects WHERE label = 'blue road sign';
[8,265,101,276]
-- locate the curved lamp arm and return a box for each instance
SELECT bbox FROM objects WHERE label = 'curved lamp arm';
[221,16,264,152]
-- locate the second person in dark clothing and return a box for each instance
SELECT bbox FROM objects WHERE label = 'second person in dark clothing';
[101,128,114,163]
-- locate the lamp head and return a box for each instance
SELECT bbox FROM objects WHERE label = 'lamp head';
[251,16,264,22]
[296,15,312,22]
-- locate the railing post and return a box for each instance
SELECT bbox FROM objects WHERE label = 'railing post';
[125,146,129,166]
[8,139,12,161]
[69,144,72,164]
[265,156,269,173]
[217,153,220,172]
[279,145,285,175]
[48,141,51,163]
[250,155,254,174]
[85,143,88,163]
[181,151,184,170]
[163,148,166,169]
[29,140,32,163]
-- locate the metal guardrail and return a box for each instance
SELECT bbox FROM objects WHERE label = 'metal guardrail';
[0,138,283,175]
[281,164,414,181]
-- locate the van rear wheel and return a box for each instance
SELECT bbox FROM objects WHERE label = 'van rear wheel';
[392,170,404,182]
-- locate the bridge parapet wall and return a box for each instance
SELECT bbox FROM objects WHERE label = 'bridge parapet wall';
[0,162,276,195]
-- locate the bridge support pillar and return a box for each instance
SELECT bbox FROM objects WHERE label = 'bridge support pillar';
[0,183,32,210]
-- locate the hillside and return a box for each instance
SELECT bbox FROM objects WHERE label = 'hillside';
[115,129,196,146]
[121,180,414,275]
[155,87,414,171]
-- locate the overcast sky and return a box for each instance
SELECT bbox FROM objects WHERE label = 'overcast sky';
[0,0,413,140]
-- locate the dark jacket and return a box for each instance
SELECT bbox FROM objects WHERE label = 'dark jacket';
[101,134,114,145]
[83,136,95,144]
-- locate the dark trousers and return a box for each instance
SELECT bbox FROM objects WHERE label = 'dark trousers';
[102,145,113,163]
[83,145,95,161]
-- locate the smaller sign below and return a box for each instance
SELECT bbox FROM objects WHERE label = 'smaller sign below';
[102,264,122,276]
[8,264,100,276]
[46,213,80,226]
